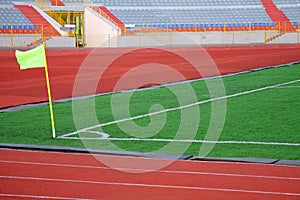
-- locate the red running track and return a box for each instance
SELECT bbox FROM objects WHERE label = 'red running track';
[1,45,300,108]
[0,148,300,199]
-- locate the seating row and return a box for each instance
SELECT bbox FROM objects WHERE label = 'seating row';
[127,21,299,32]
[110,7,272,24]
[0,7,32,25]
[0,24,40,34]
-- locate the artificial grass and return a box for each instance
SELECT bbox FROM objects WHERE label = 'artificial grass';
[1,63,300,160]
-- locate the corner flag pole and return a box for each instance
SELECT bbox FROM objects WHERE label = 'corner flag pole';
[42,44,56,138]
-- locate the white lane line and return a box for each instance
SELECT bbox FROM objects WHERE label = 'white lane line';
[274,86,300,88]
[59,79,300,139]
[58,137,300,146]
[1,160,300,180]
[0,194,94,200]
[1,175,300,197]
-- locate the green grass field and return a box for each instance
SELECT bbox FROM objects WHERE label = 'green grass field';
[1,64,300,160]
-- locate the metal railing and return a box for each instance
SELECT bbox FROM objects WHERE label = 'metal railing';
[84,31,300,48]
[1,20,299,48]
[0,24,60,48]
[2,30,299,49]
[125,21,300,35]
[46,11,67,26]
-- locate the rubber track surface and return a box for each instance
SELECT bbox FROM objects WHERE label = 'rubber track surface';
[1,148,300,199]
[1,45,300,108]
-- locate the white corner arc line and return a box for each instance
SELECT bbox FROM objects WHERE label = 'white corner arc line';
[1,176,300,197]
[85,131,110,139]
[59,79,300,139]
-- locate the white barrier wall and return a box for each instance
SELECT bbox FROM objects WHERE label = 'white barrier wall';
[46,36,75,47]
[102,31,268,47]
[233,32,265,45]
[0,35,76,48]
[269,32,300,44]
[1,31,298,48]
[86,31,267,48]
[84,7,120,47]
[0,34,42,48]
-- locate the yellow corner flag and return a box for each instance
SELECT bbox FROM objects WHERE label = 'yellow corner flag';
[15,44,56,138]
[16,44,45,70]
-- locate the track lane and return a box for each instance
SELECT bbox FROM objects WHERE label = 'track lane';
[1,45,300,108]
[1,148,299,178]
[1,161,300,194]
[1,176,300,200]
[1,148,300,199]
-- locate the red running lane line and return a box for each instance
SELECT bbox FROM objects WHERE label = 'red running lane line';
[1,148,300,200]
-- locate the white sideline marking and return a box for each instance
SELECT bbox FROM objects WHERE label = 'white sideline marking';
[0,194,94,200]
[58,137,300,146]
[274,86,300,89]
[59,79,300,142]
[1,175,300,196]
[1,160,300,180]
